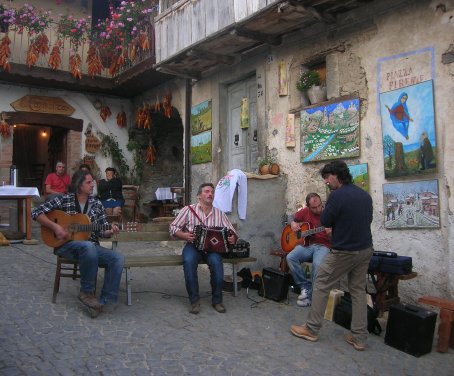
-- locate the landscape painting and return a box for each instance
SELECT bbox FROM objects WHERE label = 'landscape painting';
[383,179,440,229]
[300,97,360,163]
[380,80,436,179]
[191,100,212,134]
[348,163,369,192]
[191,131,212,164]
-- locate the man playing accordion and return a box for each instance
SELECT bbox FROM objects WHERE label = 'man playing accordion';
[170,183,238,314]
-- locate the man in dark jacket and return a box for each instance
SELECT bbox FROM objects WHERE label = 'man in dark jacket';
[290,160,373,351]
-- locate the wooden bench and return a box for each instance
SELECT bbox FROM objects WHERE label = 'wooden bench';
[418,296,454,353]
[53,218,257,305]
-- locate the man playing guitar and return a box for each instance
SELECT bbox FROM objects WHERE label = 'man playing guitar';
[286,192,331,307]
[32,170,124,318]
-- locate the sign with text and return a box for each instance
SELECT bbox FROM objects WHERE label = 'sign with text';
[11,95,75,116]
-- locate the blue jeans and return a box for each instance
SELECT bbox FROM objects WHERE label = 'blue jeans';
[182,243,224,305]
[286,244,329,300]
[55,241,125,304]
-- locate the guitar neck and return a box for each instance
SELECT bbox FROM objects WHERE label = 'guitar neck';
[301,226,325,236]
[72,223,115,233]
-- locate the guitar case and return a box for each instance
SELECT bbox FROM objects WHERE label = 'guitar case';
[368,255,412,275]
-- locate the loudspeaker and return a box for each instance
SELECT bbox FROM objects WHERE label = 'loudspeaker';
[385,303,437,357]
[259,267,290,302]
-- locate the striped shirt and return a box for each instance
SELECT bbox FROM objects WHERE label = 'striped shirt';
[32,193,109,243]
[169,203,237,237]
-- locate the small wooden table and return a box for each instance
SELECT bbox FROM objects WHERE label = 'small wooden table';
[0,186,40,241]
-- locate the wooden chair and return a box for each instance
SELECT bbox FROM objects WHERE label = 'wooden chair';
[52,256,80,303]
[23,163,46,193]
[122,185,140,222]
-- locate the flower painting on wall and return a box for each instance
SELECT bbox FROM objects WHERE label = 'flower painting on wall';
[300,96,360,163]
[191,100,212,165]
[380,80,436,179]
[383,179,440,229]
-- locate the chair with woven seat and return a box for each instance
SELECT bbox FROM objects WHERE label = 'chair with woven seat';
[23,163,46,194]
[122,185,140,222]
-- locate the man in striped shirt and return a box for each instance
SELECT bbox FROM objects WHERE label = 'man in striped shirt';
[170,183,238,314]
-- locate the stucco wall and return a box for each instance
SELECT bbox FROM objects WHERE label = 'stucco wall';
[188,0,454,301]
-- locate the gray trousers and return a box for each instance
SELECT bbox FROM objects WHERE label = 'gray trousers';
[306,247,373,343]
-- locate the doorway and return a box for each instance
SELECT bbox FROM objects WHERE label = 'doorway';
[227,75,258,171]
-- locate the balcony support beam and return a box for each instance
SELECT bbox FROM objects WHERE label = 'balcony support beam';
[187,49,237,66]
[230,28,282,46]
[155,66,201,81]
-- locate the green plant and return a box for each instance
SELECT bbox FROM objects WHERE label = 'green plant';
[127,139,144,185]
[296,70,321,92]
[98,132,130,180]
[258,152,276,168]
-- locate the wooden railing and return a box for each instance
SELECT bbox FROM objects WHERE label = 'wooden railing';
[1,26,156,79]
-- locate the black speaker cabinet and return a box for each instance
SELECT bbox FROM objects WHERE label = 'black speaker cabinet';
[259,267,290,302]
[385,303,437,357]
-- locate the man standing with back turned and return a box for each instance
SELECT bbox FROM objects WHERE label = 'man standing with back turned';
[290,160,373,351]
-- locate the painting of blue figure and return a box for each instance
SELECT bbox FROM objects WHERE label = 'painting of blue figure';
[300,97,360,163]
[380,80,436,179]
[383,179,440,229]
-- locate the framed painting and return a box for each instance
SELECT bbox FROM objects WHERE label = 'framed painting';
[191,131,212,164]
[348,163,369,192]
[380,80,436,179]
[300,97,360,163]
[191,100,212,134]
[383,179,440,229]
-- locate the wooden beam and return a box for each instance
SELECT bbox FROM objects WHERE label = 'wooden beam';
[155,65,201,81]
[4,111,83,131]
[231,28,282,46]
[187,49,237,66]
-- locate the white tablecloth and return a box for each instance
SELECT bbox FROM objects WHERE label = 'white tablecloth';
[155,187,175,201]
[0,186,40,197]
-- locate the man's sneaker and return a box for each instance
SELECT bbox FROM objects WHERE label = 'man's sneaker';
[298,289,309,301]
[78,292,103,309]
[290,324,319,342]
[296,298,311,307]
[346,334,366,351]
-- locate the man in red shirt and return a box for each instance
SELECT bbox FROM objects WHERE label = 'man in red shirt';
[286,193,331,307]
[45,161,70,200]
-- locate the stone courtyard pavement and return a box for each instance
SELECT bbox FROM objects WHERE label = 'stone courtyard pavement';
[1,227,453,375]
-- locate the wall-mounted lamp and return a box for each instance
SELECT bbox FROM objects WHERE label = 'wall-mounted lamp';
[93,98,102,110]
[41,129,48,137]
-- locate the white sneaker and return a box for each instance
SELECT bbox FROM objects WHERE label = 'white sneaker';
[297,298,312,307]
[298,289,309,301]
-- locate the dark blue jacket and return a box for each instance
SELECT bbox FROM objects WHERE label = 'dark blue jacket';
[321,184,373,251]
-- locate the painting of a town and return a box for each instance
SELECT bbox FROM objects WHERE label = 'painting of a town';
[300,97,360,163]
[191,100,212,164]
[383,179,440,229]
[380,80,436,179]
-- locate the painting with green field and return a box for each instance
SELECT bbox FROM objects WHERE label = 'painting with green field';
[348,163,369,192]
[380,80,436,179]
[191,130,212,164]
[191,100,212,135]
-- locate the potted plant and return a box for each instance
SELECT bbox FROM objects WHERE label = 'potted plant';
[258,153,280,175]
[296,70,327,104]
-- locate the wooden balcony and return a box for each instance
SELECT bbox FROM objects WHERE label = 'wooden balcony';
[0,25,172,97]
[154,0,377,79]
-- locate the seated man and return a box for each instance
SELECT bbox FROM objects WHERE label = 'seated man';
[169,183,238,315]
[98,167,124,218]
[286,192,331,307]
[32,169,125,318]
[44,161,70,200]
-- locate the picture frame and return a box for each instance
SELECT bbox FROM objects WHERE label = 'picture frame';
[380,80,436,179]
[300,96,360,163]
[190,100,212,164]
[383,179,440,229]
[348,162,369,192]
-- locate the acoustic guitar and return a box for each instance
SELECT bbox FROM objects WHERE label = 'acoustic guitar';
[280,222,325,253]
[41,210,139,248]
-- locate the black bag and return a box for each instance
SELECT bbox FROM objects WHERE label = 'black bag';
[368,255,412,275]
[333,292,382,335]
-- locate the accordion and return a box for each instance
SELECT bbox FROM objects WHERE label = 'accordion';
[193,225,232,254]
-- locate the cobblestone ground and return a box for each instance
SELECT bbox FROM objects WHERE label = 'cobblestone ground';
[0,226,453,375]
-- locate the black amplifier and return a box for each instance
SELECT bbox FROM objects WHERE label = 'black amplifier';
[385,303,437,357]
[258,267,290,302]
